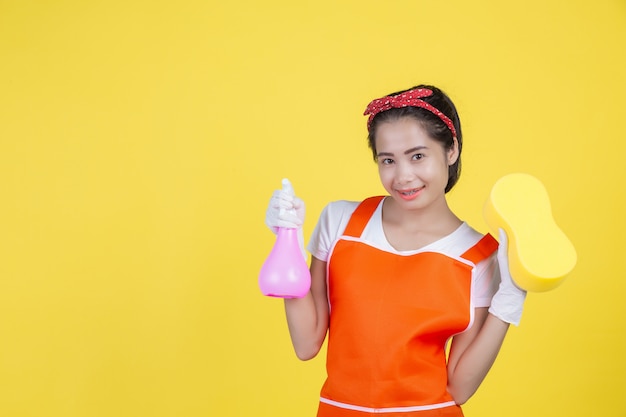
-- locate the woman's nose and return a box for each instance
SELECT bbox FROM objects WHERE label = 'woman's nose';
[396,162,415,183]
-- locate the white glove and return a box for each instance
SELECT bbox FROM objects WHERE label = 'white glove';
[264,178,306,260]
[265,178,305,233]
[488,229,527,326]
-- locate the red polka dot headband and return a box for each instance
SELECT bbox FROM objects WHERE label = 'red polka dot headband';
[363,88,457,138]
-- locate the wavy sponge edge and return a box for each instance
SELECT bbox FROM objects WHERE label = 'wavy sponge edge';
[484,173,577,292]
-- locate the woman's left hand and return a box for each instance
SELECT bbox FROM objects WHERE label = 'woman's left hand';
[488,229,527,326]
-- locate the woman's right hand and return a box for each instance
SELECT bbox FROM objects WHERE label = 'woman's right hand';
[265,178,305,233]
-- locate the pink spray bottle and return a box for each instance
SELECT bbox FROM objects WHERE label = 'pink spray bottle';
[258,179,311,298]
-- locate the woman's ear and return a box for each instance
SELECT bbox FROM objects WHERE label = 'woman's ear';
[447,137,460,165]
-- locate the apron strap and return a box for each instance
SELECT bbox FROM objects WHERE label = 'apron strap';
[342,196,385,238]
[461,233,499,264]
[343,196,498,264]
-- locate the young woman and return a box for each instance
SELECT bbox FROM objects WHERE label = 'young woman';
[264,85,526,416]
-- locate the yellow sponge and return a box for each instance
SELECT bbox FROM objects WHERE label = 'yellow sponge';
[483,173,577,292]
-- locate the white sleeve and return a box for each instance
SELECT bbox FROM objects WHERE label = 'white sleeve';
[306,201,359,262]
[473,252,500,308]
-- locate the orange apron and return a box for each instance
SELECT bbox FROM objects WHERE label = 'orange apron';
[318,197,498,417]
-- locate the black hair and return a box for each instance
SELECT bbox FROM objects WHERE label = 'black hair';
[366,84,463,193]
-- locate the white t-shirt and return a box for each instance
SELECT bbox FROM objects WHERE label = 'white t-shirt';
[307,199,500,308]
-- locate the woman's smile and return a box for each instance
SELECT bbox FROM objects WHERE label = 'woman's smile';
[396,186,425,200]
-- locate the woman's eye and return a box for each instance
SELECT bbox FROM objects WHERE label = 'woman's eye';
[381,158,394,165]
[412,153,424,160]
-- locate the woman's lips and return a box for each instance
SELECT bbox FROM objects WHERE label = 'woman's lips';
[397,186,424,201]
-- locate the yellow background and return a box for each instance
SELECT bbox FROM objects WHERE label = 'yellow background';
[1,1,624,416]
